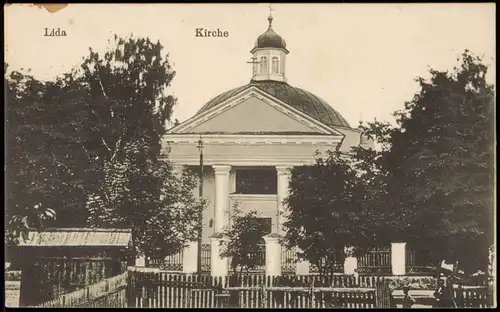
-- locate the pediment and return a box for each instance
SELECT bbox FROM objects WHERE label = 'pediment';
[186,96,321,134]
[170,87,343,136]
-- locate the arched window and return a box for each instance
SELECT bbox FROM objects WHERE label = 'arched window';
[272,57,279,73]
[260,57,268,74]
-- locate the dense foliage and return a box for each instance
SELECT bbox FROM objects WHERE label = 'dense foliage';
[282,152,375,276]
[221,204,269,274]
[5,67,88,244]
[283,51,494,274]
[367,51,495,272]
[5,35,205,257]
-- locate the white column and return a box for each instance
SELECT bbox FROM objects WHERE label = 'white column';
[391,242,407,276]
[210,234,229,277]
[264,233,282,276]
[344,246,358,275]
[213,165,231,234]
[275,166,292,235]
[182,241,198,273]
[295,248,311,275]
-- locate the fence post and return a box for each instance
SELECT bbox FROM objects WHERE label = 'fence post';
[135,256,146,267]
[4,273,21,308]
[126,268,136,308]
[485,246,495,310]
[260,284,268,308]
[309,279,316,308]
[344,246,358,275]
[183,240,198,273]
[263,233,282,276]
[295,247,310,275]
[391,242,406,276]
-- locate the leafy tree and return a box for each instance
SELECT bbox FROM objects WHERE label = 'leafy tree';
[282,151,373,278]
[5,67,87,244]
[282,51,493,275]
[221,204,268,274]
[86,155,205,258]
[349,131,394,246]
[77,35,204,257]
[5,35,206,258]
[359,50,494,273]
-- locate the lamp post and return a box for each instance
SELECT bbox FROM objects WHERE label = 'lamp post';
[197,135,204,274]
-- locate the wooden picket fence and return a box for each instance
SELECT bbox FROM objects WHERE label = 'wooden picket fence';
[130,272,387,308]
[32,271,128,308]
[456,286,494,308]
[392,286,493,308]
[130,272,493,308]
[31,269,493,308]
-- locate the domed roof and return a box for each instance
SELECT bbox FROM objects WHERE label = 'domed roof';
[253,16,288,51]
[196,80,351,128]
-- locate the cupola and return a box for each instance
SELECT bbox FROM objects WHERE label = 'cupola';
[249,14,289,83]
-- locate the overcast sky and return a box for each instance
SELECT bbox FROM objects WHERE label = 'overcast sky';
[4,3,496,127]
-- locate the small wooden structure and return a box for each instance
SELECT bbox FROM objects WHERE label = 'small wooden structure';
[16,228,133,307]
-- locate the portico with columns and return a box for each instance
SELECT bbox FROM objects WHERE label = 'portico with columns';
[162,13,373,276]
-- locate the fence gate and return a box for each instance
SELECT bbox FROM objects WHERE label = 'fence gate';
[374,278,392,308]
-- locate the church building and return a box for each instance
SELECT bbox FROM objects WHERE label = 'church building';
[163,14,372,274]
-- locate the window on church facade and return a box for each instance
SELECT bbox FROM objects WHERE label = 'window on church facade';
[272,57,279,73]
[235,168,277,194]
[260,57,268,74]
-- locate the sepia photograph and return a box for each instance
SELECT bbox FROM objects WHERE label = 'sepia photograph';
[4,3,496,308]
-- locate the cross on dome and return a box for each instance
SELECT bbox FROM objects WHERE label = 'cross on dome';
[268,3,274,26]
